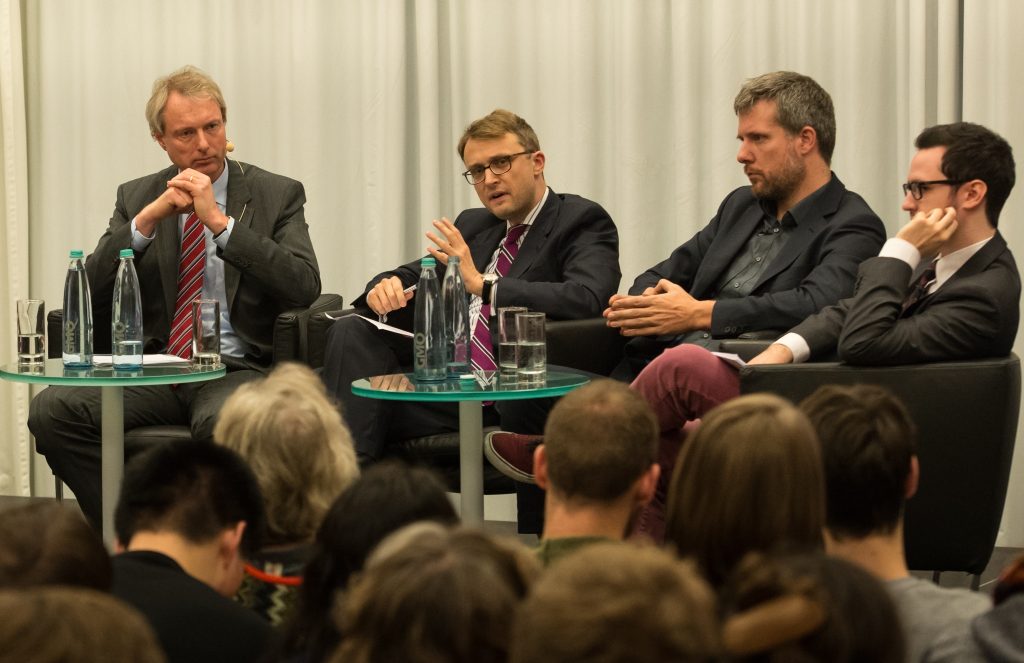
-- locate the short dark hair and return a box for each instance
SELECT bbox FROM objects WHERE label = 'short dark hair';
[799,385,916,540]
[0,503,111,591]
[114,441,266,556]
[915,122,1016,227]
[543,379,658,501]
[734,71,836,164]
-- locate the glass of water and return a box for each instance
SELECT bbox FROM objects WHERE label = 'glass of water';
[515,311,546,385]
[497,306,527,381]
[191,299,221,367]
[16,299,45,365]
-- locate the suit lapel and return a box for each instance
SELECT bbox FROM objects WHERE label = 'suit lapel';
[691,206,763,295]
[152,165,182,321]
[468,219,507,271]
[223,159,252,307]
[508,190,558,278]
[753,176,844,290]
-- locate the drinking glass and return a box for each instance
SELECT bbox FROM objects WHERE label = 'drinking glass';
[191,299,221,366]
[16,299,45,365]
[515,311,546,384]
[497,306,528,380]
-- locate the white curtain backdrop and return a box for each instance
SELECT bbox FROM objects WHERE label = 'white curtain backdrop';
[10,0,1019,544]
[0,0,31,497]
[963,0,1024,548]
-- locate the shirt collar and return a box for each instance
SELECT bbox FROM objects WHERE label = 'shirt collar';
[757,173,835,228]
[934,235,993,289]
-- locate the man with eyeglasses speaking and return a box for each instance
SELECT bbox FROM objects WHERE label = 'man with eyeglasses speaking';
[320,109,620,465]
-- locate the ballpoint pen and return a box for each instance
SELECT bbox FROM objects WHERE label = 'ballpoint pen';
[380,284,418,324]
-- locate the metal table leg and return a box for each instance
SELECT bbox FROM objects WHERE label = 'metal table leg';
[458,400,484,524]
[100,386,124,547]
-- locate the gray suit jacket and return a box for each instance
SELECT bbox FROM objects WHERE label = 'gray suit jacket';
[791,231,1020,364]
[85,159,320,365]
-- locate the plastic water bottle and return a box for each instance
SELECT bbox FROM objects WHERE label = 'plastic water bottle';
[62,249,93,367]
[112,248,144,370]
[442,256,470,377]
[413,257,447,381]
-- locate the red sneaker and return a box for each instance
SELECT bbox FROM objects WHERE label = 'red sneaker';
[483,431,542,485]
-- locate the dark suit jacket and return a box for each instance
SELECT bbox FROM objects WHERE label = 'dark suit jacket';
[630,174,886,337]
[85,159,320,365]
[112,550,275,663]
[792,231,1020,364]
[352,189,621,327]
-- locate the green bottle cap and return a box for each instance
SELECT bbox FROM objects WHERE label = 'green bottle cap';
[69,250,84,258]
[421,257,436,267]
[119,249,134,259]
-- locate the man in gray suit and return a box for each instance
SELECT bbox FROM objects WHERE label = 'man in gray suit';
[29,65,321,526]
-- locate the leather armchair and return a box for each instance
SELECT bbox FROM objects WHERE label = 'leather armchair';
[737,355,1021,584]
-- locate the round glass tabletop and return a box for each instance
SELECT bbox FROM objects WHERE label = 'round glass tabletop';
[352,369,590,403]
[0,358,226,387]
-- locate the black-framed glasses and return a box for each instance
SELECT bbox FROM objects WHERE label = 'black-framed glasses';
[901,179,963,200]
[462,151,533,184]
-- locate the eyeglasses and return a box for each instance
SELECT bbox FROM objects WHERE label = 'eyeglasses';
[901,179,963,200]
[462,151,533,185]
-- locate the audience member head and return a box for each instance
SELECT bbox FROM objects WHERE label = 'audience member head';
[0,587,165,663]
[537,379,659,519]
[282,461,458,661]
[145,64,226,137]
[114,441,265,596]
[734,71,836,164]
[0,502,110,590]
[214,362,359,546]
[914,122,1015,226]
[799,384,917,541]
[332,523,540,663]
[457,108,540,160]
[665,393,825,586]
[719,551,904,663]
[510,543,720,663]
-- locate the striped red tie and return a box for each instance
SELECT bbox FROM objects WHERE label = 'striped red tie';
[470,223,528,372]
[166,213,205,358]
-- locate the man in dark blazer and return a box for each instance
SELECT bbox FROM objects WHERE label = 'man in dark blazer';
[605,71,886,378]
[628,121,1018,541]
[29,66,320,525]
[320,109,620,462]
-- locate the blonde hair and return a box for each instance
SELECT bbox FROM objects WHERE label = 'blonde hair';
[145,65,227,136]
[214,363,359,545]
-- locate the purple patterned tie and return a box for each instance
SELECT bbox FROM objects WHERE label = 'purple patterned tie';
[470,223,529,372]
[901,259,938,315]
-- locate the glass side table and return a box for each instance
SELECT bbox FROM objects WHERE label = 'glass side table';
[352,369,589,524]
[0,359,226,545]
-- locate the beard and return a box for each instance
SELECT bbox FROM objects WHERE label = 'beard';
[750,148,806,204]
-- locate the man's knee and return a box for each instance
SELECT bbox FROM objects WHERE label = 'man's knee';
[29,387,96,455]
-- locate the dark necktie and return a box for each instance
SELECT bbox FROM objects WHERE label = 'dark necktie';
[901,259,938,315]
[470,223,529,372]
[167,213,205,358]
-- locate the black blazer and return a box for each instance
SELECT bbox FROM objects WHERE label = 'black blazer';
[792,231,1020,364]
[353,188,621,326]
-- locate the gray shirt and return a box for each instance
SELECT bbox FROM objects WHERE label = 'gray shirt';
[887,576,990,662]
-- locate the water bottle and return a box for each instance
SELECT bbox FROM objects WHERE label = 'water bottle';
[112,248,144,370]
[62,249,93,367]
[442,256,470,377]
[413,257,447,381]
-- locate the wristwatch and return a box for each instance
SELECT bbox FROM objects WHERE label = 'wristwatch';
[481,273,499,305]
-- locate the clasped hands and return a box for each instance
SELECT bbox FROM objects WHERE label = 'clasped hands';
[367,217,481,317]
[136,168,228,237]
[603,280,714,336]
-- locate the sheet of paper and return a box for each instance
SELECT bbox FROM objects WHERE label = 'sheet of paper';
[353,314,414,338]
[92,354,191,366]
[710,351,746,369]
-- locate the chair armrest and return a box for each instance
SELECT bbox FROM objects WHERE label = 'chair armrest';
[306,307,357,369]
[546,318,626,377]
[717,339,773,362]
[272,294,344,365]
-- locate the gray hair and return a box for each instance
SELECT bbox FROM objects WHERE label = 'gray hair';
[734,71,836,164]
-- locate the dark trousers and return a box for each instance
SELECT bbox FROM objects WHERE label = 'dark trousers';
[29,366,262,526]
[320,315,503,462]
